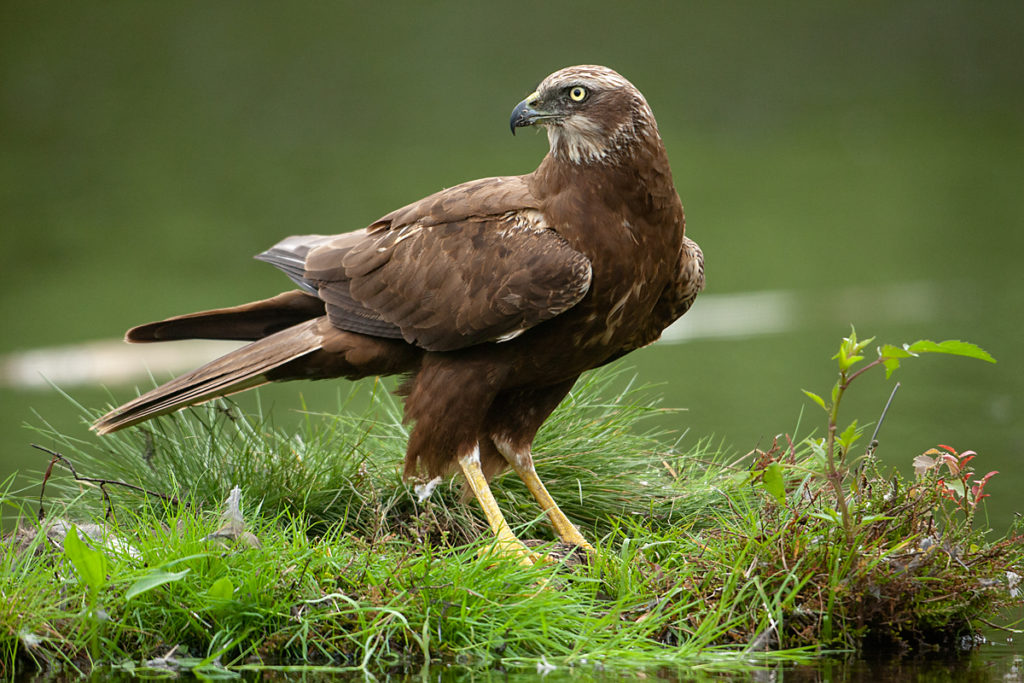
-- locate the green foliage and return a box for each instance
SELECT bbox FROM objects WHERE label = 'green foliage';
[64,525,107,599]
[29,370,722,544]
[801,328,996,542]
[2,335,1019,678]
[125,568,191,601]
[879,340,996,379]
[62,524,109,660]
[205,576,234,602]
[761,462,786,506]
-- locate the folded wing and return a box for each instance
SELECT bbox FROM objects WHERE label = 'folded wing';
[258,176,593,352]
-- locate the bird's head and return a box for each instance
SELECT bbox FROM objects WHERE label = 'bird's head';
[510,65,658,165]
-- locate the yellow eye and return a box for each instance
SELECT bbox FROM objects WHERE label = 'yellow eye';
[569,86,587,102]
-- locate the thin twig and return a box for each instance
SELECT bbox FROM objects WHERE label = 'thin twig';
[973,616,1023,635]
[866,382,901,459]
[31,444,180,522]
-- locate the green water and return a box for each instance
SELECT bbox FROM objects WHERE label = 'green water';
[1,3,1022,674]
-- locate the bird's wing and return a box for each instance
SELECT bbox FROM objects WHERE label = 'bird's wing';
[661,235,705,322]
[259,176,593,352]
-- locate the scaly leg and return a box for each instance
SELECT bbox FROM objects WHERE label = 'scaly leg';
[458,444,541,565]
[495,440,595,552]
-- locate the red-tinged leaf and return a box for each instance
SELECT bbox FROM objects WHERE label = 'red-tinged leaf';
[970,472,995,506]
[972,471,999,504]
[942,478,966,498]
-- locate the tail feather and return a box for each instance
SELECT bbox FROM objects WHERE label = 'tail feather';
[93,318,324,434]
[126,290,325,343]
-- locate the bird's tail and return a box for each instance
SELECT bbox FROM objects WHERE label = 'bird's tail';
[125,290,325,343]
[92,318,324,434]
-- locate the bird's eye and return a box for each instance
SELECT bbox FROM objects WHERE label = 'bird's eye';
[569,86,587,102]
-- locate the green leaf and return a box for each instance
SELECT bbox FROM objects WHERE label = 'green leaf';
[852,336,876,355]
[805,437,827,459]
[833,345,852,372]
[838,420,860,451]
[64,525,108,594]
[879,344,914,359]
[878,340,994,377]
[860,514,895,524]
[802,389,827,411]
[762,462,786,505]
[834,328,873,372]
[905,339,996,363]
[206,576,234,602]
[808,508,843,524]
[729,470,755,487]
[125,568,191,600]
[879,343,913,378]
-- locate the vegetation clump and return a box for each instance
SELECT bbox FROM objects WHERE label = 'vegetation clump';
[2,332,1020,678]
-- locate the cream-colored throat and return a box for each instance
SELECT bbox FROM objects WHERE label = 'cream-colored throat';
[548,116,616,164]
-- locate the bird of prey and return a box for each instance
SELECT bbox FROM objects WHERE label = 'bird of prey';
[94,65,704,563]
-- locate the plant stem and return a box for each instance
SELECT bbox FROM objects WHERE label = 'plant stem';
[824,356,891,544]
[824,372,853,543]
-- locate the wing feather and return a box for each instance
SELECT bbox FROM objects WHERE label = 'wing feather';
[262,176,592,352]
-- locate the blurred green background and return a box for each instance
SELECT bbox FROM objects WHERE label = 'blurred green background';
[2,2,1021,526]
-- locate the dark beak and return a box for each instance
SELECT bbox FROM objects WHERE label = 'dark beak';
[510,91,543,135]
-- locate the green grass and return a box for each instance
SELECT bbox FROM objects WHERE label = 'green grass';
[3,367,1022,678]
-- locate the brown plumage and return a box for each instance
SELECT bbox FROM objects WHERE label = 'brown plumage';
[94,65,704,561]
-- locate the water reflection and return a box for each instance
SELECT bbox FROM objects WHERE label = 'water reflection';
[13,648,1021,681]
[662,281,943,344]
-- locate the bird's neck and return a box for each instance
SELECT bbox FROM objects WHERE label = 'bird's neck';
[531,134,681,223]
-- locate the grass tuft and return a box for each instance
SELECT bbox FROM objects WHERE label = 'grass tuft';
[29,370,725,545]
[3,359,1022,678]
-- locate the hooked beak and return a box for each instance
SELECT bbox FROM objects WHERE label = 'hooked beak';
[510,90,554,135]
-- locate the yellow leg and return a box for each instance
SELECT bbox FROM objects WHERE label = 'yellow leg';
[497,442,595,552]
[458,446,540,566]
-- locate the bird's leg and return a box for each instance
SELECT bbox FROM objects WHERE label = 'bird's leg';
[458,444,540,566]
[495,440,595,552]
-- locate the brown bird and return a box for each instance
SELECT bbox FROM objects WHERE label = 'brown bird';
[93,65,704,562]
